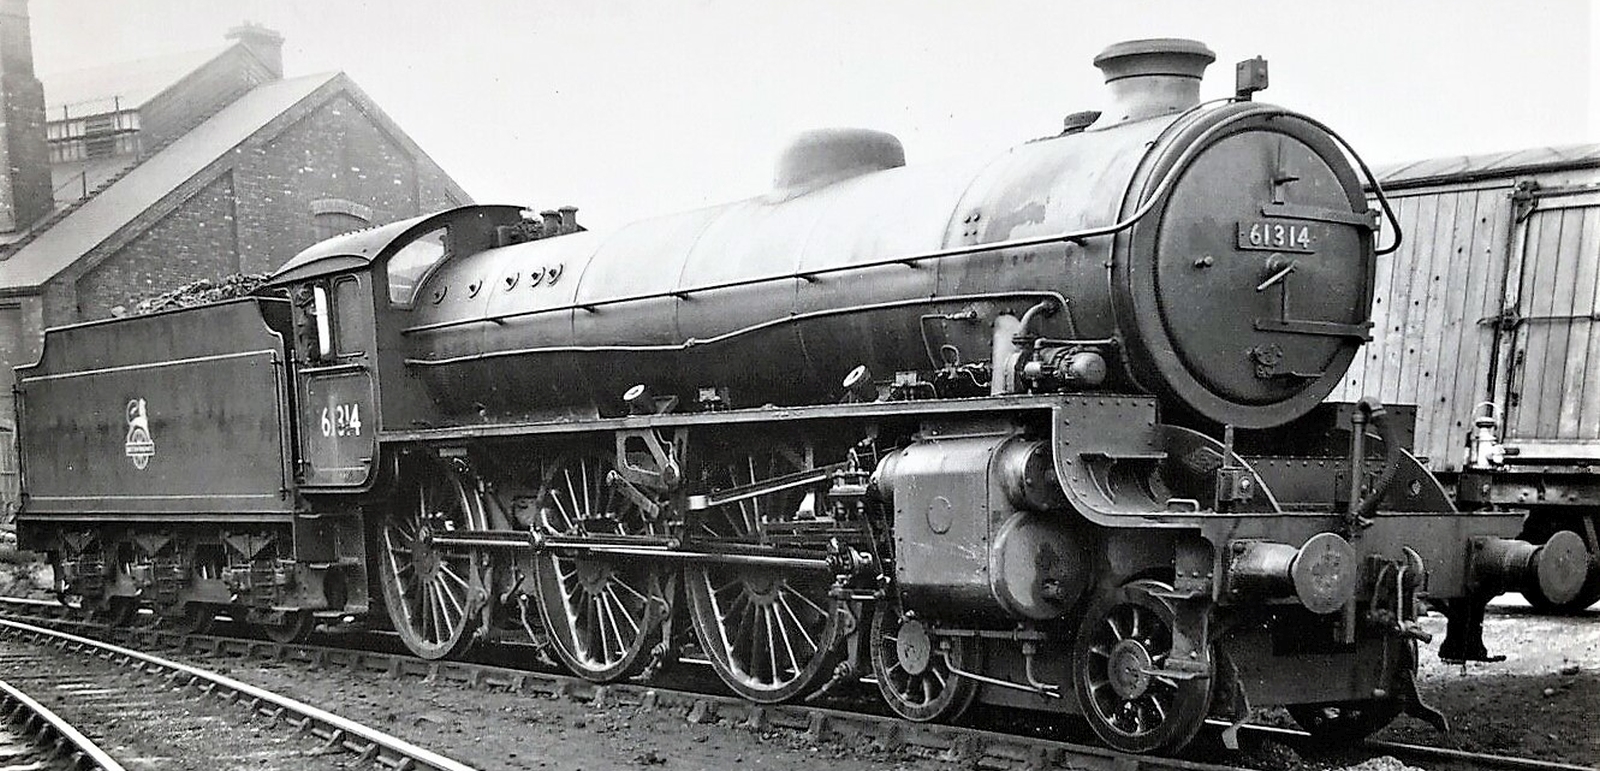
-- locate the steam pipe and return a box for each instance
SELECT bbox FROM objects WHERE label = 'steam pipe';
[1351,397,1404,526]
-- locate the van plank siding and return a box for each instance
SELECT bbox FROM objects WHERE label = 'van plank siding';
[1337,145,1600,474]
[1384,196,1427,403]
[1417,191,1469,465]
[1412,193,1458,452]
[1511,208,1570,440]
[1446,190,1511,469]
[1575,209,1600,439]
[1554,208,1598,438]
[1336,185,1515,471]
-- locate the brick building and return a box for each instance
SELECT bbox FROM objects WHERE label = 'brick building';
[0,0,470,511]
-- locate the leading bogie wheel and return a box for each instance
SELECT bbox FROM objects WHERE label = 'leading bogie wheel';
[870,598,979,722]
[1072,579,1213,754]
[377,464,486,660]
[532,453,670,683]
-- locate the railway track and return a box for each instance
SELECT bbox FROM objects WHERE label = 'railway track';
[0,609,475,770]
[0,596,1590,771]
[0,674,124,770]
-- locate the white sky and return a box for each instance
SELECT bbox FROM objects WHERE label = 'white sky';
[28,0,1600,231]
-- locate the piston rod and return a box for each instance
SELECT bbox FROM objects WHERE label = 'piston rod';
[427,530,833,571]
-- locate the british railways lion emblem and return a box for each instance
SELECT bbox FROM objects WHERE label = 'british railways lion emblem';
[124,398,156,470]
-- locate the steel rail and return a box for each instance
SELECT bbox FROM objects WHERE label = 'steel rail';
[0,601,1249,771]
[0,676,127,771]
[1369,737,1599,771]
[0,617,476,771]
[1228,722,1599,771]
[0,597,1591,771]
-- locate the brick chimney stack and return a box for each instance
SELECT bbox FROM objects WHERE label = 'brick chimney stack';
[226,22,284,79]
[0,0,52,234]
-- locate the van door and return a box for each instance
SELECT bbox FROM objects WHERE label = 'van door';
[292,274,378,488]
[1498,190,1600,459]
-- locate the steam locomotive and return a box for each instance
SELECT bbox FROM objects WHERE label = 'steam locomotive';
[14,39,1590,754]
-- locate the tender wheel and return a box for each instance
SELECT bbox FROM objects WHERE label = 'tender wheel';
[99,597,141,627]
[1288,700,1401,742]
[870,598,978,722]
[377,464,486,659]
[168,602,216,635]
[532,454,669,683]
[261,610,316,644]
[1073,579,1212,754]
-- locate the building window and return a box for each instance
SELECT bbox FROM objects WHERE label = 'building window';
[313,211,369,241]
[309,198,374,242]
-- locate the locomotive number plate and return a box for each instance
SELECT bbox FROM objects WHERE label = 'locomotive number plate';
[1237,220,1316,253]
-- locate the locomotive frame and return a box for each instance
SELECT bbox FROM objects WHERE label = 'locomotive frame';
[13,39,1593,756]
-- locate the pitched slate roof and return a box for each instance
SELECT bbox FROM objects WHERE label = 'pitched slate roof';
[0,72,338,292]
[1374,144,1600,189]
[41,45,231,119]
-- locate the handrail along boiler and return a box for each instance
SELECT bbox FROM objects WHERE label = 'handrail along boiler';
[13,39,1590,755]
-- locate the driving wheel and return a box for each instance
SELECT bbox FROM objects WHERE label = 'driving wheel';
[685,449,843,703]
[532,453,670,683]
[377,464,486,659]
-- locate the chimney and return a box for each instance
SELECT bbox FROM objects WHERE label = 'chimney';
[1088,38,1215,130]
[556,205,582,234]
[226,21,285,79]
[0,0,51,235]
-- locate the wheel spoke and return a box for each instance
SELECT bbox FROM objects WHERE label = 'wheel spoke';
[609,574,649,603]
[438,562,471,590]
[603,589,640,635]
[770,600,801,677]
[1106,615,1125,641]
[418,581,436,642]
[603,588,642,635]
[579,460,592,520]
[592,595,613,661]
[564,468,583,523]
[787,585,827,617]
[1147,694,1168,724]
[436,575,466,619]
[776,594,818,652]
[429,581,450,642]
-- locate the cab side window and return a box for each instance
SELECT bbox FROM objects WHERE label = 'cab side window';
[333,276,366,356]
[387,227,448,306]
[292,275,373,363]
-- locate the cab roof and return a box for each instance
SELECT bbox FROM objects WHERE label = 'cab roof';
[267,204,523,286]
